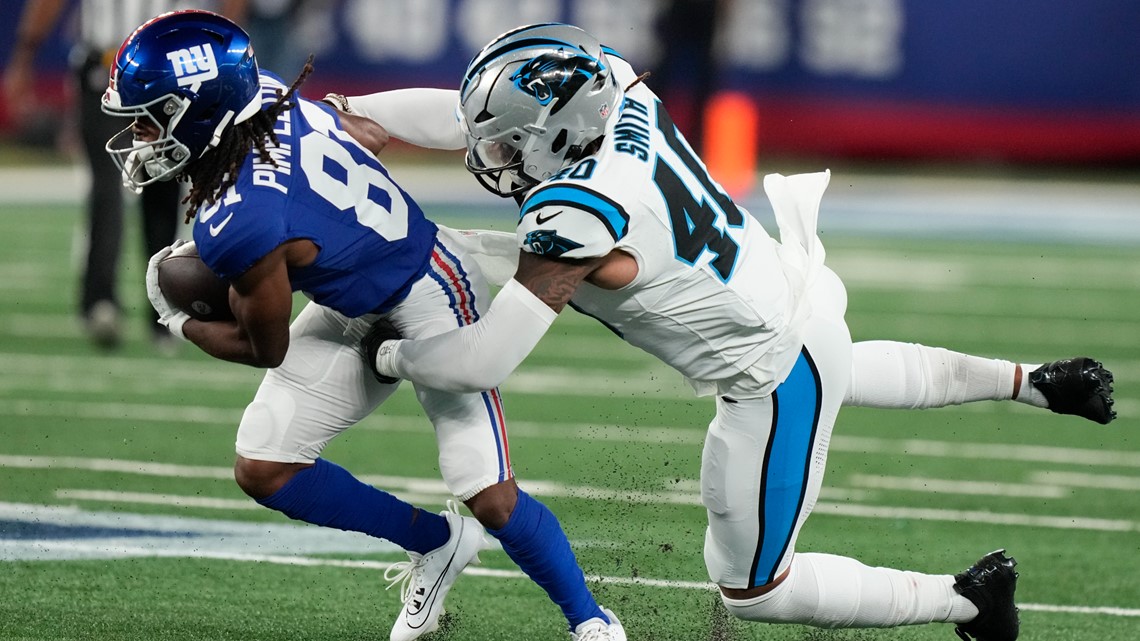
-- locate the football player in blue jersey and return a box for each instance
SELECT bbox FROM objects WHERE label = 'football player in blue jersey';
[100,11,623,641]
[339,23,1116,641]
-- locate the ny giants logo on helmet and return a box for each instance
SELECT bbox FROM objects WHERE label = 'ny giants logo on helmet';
[510,52,604,111]
[166,43,218,93]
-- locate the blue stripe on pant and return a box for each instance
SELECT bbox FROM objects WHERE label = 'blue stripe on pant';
[749,347,823,587]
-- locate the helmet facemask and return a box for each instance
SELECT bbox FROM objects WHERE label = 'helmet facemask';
[103,92,194,192]
[459,23,623,198]
[464,136,528,197]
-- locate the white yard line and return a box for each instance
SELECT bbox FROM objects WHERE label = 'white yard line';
[4,402,1140,465]
[3,500,1137,617]
[847,474,1068,498]
[1029,471,1140,491]
[55,489,259,510]
[836,435,1140,468]
[816,503,1136,532]
[5,455,1139,534]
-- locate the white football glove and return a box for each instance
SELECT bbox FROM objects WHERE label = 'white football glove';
[145,239,194,341]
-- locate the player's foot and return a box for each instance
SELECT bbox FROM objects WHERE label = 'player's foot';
[571,607,626,641]
[1029,357,1116,424]
[151,329,181,357]
[386,502,490,641]
[953,549,1019,641]
[85,300,122,349]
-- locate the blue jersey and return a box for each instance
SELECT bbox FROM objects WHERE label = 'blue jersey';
[192,73,437,317]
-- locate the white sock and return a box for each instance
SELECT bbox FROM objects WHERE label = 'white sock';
[847,341,1023,409]
[1014,362,1049,408]
[722,552,979,628]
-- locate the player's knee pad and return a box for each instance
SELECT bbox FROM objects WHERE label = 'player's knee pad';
[438,441,508,501]
[701,407,769,587]
[234,388,320,463]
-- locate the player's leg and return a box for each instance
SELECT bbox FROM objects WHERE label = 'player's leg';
[818,263,1114,423]
[387,230,619,638]
[846,341,1114,422]
[711,312,984,628]
[416,384,617,637]
[232,301,453,556]
[77,69,125,347]
[712,303,1018,637]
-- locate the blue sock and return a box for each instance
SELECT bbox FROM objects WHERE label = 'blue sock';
[257,458,449,554]
[487,489,606,629]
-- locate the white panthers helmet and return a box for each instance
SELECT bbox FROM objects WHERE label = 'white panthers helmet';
[458,23,623,197]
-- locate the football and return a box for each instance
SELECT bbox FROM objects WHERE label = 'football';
[157,246,234,321]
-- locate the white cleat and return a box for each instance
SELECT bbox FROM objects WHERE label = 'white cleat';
[386,502,491,641]
[571,607,626,641]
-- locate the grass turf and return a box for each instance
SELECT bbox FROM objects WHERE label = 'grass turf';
[1,202,1138,640]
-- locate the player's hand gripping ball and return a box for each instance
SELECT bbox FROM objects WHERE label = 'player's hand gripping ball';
[157,243,234,321]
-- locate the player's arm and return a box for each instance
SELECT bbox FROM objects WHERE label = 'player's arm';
[372,252,602,392]
[183,244,294,367]
[329,106,390,156]
[513,252,601,311]
[335,88,466,150]
[3,0,67,119]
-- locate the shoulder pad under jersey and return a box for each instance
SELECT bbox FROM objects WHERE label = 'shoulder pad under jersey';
[517,182,630,259]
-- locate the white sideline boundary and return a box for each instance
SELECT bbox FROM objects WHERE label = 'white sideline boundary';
[2,165,1139,244]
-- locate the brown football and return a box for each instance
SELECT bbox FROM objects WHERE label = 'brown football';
[157,247,234,322]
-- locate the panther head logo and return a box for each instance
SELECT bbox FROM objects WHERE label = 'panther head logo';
[524,229,584,257]
[511,52,605,114]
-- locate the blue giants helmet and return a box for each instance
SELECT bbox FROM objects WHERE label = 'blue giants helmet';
[102,10,262,190]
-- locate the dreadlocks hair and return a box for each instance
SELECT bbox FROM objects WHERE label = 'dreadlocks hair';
[624,70,651,92]
[180,55,315,222]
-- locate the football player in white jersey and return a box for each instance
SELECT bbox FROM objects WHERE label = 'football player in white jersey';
[338,23,1115,641]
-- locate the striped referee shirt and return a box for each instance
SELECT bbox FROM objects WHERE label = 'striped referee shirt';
[78,0,197,53]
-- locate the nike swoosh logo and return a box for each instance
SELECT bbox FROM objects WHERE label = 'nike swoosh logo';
[209,212,235,237]
[404,522,461,623]
[534,209,563,225]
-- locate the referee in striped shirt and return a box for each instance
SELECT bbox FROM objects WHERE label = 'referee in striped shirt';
[4,0,247,350]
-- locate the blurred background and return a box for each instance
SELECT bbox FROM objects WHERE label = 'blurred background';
[2,0,1139,344]
[4,0,1140,167]
[2,4,1139,638]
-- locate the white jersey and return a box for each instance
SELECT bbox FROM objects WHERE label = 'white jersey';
[516,57,828,398]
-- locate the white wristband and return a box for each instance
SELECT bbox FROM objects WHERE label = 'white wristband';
[165,311,191,342]
[373,338,404,379]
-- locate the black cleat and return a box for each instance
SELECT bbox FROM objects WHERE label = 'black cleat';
[1028,357,1116,425]
[953,549,1019,641]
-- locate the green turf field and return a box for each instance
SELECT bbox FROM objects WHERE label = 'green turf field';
[1,201,1138,640]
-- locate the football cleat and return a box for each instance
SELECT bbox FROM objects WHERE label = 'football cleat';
[571,607,627,641]
[1028,358,1116,424]
[86,300,123,349]
[385,502,491,641]
[953,549,1019,641]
